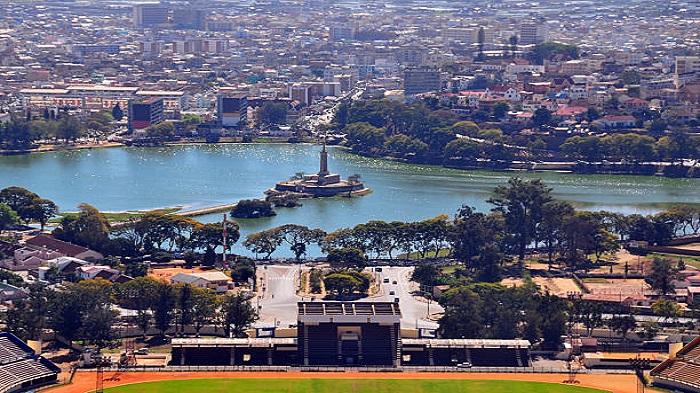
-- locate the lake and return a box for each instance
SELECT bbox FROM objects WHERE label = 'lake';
[2,144,698,255]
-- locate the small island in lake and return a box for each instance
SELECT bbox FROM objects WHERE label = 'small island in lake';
[268,141,371,198]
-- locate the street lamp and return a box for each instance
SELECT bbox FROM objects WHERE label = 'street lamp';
[629,356,650,393]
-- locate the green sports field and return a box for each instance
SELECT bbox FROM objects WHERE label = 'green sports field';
[102,378,608,393]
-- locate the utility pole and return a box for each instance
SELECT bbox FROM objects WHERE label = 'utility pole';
[222,213,227,269]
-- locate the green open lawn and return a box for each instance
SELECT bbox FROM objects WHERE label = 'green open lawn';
[102,378,608,393]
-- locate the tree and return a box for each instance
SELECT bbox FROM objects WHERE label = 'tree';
[509,35,518,57]
[411,263,440,286]
[20,197,58,230]
[272,224,325,263]
[190,221,240,266]
[243,230,282,259]
[539,201,575,265]
[50,278,118,349]
[153,281,176,337]
[488,177,553,262]
[438,286,485,338]
[532,108,552,128]
[219,292,257,337]
[257,101,288,126]
[648,257,680,296]
[115,277,160,338]
[0,186,39,213]
[608,315,636,342]
[323,271,370,298]
[230,199,276,218]
[190,287,216,336]
[492,101,510,120]
[576,300,605,336]
[112,103,124,121]
[174,283,195,335]
[651,298,680,324]
[58,115,86,141]
[0,203,18,229]
[326,248,367,271]
[53,203,110,251]
[5,284,53,341]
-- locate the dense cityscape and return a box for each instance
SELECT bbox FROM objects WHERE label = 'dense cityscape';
[0,1,700,393]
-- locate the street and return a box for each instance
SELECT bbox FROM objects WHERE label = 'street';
[254,265,442,330]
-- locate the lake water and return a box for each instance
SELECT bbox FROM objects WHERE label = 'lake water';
[2,144,698,256]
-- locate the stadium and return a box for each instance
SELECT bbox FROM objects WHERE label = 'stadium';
[171,301,531,368]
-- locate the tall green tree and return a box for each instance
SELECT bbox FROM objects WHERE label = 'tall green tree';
[219,292,257,337]
[153,281,176,337]
[0,186,39,213]
[53,203,110,251]
[0,203,18,229]
[488,177,553,262]
[272,224,325,263]
[648,257,680,296]
[326,247,367,271]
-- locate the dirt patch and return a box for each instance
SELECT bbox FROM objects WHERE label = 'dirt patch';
[501,277,581,296]
[584,279,650,297]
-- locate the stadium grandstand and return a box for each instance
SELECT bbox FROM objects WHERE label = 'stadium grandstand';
[0,332,61,393]
[171,301,531,368]
[651,335,700,393]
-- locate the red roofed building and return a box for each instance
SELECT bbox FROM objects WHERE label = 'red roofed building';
[553,106,589,122]
[24,234,103,262]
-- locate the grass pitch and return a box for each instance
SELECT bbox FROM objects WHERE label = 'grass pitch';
[102,378,608,393]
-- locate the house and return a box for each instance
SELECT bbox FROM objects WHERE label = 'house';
[623,98,649,112]
[0,282,27,303]
[75,265,124,282]
[171,271,232,293]
[43,256,90,280]
[598,115,636,129]
[485,86,521,102]
[24,234,103,262]
[553,106,588,122]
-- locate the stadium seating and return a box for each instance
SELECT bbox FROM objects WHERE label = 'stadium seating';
[651,336,700,393]
[0,333,60,393]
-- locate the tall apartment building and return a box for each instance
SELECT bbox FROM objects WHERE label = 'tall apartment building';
[288,82,341,106]
[519,23,548,45]
[217,95,248,127]
[128,98,164,132]
[403,68,440,95]
[133,3,169,28]
[330,23,357,41]
[676,56,700,75]
[172,8,205,30]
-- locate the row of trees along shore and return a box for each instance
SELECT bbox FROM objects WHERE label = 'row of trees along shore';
[2,179,700,276]
[2,178,700,348]
[330,99,699,170]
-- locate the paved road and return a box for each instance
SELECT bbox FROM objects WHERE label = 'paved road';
[254,265,442,330]
[370,266,443,330]
[254,265,302,328]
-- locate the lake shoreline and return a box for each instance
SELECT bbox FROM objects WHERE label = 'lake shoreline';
[3,139,699,179]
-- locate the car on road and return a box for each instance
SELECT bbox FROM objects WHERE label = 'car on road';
[457,361,472,368]
[135,348,149,355]
[383,278,389,283]
[389,290,395,295]
[392,280,397,285]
